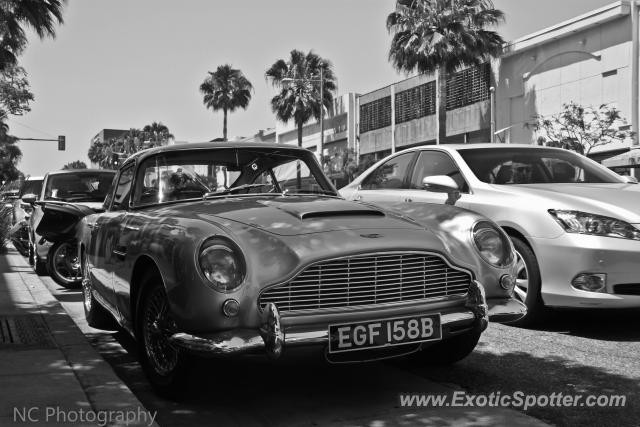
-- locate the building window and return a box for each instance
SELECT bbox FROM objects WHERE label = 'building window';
[446,63,491,110]
[359,96,392,133]
[395,81,436,124]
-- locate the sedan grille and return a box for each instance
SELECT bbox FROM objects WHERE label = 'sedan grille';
[259,252,472,313]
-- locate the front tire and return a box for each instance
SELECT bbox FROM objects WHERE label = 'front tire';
[136,273,190,399]
[82,251,117,330]
[510,236,545,326]
[30,242,48,276]
[47,241,82,288]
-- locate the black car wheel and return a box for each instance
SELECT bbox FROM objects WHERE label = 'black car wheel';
[136,273,190,399]
[82,251,117,330]
[31,242,48,276]
[47,241,82,288]
[510,236,546,326]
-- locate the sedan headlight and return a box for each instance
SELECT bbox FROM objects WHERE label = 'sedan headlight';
[472,221,514,267]
[198,238,246,292]
[548,210,640,241]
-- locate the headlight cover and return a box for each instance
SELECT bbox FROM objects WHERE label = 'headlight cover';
[548,210,640,241]
[198,238,246,292]
[472,221,514,267]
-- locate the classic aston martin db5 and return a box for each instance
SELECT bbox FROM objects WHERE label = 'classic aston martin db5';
[77,142,525,395]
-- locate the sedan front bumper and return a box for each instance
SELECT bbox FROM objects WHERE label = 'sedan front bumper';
[168,281,525,358]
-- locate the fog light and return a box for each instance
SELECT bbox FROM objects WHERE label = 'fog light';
[571,273,607,293]
[222,299,240,317]
[500,274,516,293]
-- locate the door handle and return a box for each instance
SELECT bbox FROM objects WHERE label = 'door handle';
[112,245,127,260]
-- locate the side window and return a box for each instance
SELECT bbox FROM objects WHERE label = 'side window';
[410,151,469,192]
[361,152,415,190]
[111,165,134,211]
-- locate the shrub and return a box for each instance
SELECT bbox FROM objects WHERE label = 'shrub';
[0,206,12,253]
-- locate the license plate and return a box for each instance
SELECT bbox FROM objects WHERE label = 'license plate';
[328,314,442,354]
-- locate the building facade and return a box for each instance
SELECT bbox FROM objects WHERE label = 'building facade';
[266,1,639,171]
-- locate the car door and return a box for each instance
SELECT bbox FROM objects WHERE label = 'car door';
[92,164,135,317]
[400,149,471,207]
[349,151,417,203]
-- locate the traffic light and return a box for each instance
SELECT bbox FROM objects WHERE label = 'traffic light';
[58,135,65,151]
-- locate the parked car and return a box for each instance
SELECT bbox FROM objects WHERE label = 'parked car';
[340,143,640,324]
[76,142,524,396]
[28,169,115,287]
[10,176,44,257]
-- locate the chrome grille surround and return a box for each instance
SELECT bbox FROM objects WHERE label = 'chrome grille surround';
[259,252,472,313]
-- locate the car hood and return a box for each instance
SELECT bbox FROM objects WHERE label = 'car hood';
[161,196,424,236]
[492,183,640,223]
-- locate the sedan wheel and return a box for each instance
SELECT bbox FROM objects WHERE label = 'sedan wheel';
[82,252,117,330]
[509,236,545,326]
[48,241,82,288]
[137,275,190,398]
[513,250,529,303]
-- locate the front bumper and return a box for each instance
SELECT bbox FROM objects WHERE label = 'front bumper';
[530,233,640,308]
[168,281,525,358]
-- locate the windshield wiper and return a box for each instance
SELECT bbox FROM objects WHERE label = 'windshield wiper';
[203,184,274,199]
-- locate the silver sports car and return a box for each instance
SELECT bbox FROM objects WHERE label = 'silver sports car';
[341,144,640,324]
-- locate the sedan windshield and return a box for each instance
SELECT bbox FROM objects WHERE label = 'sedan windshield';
[132,147,335,206]
[458,147,625,185]
[44,172,116,202]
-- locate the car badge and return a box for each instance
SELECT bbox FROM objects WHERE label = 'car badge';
[360,233,383,239]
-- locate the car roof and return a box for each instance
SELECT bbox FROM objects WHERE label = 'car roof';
[45,169,115,177]
[404,143,565,152]
[125,141,309,164]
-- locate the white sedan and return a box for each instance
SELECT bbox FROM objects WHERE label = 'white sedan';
[340,144,640,324]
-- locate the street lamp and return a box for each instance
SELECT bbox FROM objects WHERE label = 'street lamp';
[281,69,325,167]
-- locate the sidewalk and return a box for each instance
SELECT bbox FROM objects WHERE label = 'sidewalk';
[0,246,158,427]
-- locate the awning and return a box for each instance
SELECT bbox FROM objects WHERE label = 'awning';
[601,149,640,168]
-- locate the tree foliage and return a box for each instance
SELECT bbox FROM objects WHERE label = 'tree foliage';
[533,102,634,155]
[88,122,173,169]
[0,112,21,183]
[0,0,66,71]
[62,160,87,170]
[199,65,253,141]
[265,50,336,149]
[386,0,504,142]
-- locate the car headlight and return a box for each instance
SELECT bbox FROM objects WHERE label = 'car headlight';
[548,210,640,241]
[472,221,514,267]
[198,238,246,292]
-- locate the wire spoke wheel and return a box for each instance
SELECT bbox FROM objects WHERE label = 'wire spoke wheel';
[142,286,179,377]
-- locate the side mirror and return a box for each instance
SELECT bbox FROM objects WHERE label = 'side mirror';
[423,175,461,206]
[21,194,37,205]
[621,175,638,184]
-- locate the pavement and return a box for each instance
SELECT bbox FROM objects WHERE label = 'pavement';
[0,244,551,427]
[0,246,158,427]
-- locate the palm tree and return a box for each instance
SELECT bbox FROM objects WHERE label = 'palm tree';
[199,65,253,141]
[387,0,504,144]
[0,0,66,71]
[265,50,336,151]
[142,122,173,146]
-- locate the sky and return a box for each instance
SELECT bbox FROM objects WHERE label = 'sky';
[11,0,615,177]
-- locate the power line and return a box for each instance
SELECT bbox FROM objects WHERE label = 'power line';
[6,118,57,139]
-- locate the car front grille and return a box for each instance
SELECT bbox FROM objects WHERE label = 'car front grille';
[259,252,472,313]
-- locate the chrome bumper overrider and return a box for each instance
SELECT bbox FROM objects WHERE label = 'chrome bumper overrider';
[168,281,526,358]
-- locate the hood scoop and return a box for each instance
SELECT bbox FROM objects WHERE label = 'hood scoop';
[259,199,385,221]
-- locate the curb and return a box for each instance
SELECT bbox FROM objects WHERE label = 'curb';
[9,249,159,427]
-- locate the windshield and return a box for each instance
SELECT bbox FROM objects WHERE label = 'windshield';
[44,172,116,202]
[132,147,335,206]
[20,179,43,198]
[458,147,625,185]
